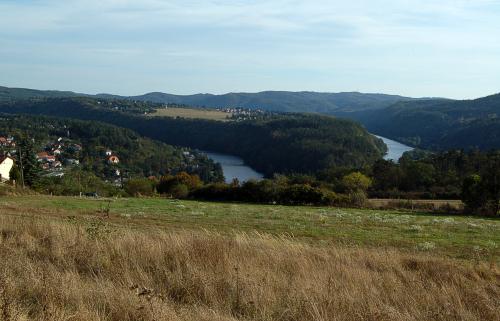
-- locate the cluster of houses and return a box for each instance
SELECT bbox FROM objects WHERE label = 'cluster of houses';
[215,107,268,121]
[35,138,83,176]
[0,128,127,186]
[0,136,16,148]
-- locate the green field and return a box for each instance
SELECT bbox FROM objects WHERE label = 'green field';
[1,195,498,261]
[149,107,231,120]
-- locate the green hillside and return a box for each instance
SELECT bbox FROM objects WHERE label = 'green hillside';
[0,97,387,176]
[343,93,500,150]
[0,85,416,113]
[0,114,223,183]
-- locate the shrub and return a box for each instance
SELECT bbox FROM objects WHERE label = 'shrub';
[157,172,202,196]
[124,178,156,197]
[191,183,233,201]
[170,183,189,199]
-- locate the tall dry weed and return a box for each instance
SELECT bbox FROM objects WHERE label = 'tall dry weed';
[0,215,498,321]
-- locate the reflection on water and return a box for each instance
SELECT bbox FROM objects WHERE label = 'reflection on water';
[204,135,413,181]
[203,151,264,183]
[375,135,414,161]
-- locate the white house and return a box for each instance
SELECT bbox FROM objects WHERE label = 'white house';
[0,156,14,182]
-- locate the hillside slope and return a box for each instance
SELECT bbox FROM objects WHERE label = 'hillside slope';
[0,114,223,182]
[0,97,387,176]
[0,85,417,113]
[342,93,500,150]
[0,85,83,101]
[130,91,417,113]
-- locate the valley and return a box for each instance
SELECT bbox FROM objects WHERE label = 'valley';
[2,1,499,320]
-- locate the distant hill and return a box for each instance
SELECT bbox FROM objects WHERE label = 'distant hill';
[343,93,500,150]
[128,91,419,113]
[0,85,419,113]
[3,85,499,151]
[0,86,83,101]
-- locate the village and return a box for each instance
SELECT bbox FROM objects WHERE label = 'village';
[214,107,267,121]
[0,134,121,184]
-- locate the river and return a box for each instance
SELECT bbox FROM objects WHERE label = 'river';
[374,135,414,161]
[204,135,413,183]
[203,151,264,183]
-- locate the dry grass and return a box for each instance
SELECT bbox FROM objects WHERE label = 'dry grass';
[0,215,498,321]
[149,107,232,121]
[368,199,464,212]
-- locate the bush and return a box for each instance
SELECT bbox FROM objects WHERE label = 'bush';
[170,183,189,199]
[191,183,233,201]
[157,172,201,196]
[348,190,368,207]
[124,178,156,197]
[35,170,122,197]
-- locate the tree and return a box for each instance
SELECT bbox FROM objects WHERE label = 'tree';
[157,172,201,197]
[461,174,485,213]
[371,159,401,192]
[343,172,372,193]
[342,172,372,207]
[9,163,21,184]
[461,153,500,216]
[18,138,42,187]
[481,154,500,216]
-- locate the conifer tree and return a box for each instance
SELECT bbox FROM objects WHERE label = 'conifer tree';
[18,138,42,187]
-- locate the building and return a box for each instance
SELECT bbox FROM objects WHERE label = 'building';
[64,159,80,166]
[107,155,120,164]
[0,156,14,182]
[37,152,49,160]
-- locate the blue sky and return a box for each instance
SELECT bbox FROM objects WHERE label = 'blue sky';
[1,0,499,98]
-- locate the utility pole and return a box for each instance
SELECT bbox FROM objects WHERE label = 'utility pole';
[18,144,25,188]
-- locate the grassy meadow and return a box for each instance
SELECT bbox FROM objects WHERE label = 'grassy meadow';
[1,196,498,260]
[0,195,499,320]
[149,107,231,121]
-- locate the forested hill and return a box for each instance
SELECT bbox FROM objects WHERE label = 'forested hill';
[127,91,417,113]
[0,86,82,101]
[0,86,417,113]
[3,85,498,151]
[0,97,386,176]
[0,114,223,182]
[340,93,500,150]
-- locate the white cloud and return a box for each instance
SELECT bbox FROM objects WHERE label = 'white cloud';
[0,0,499,98]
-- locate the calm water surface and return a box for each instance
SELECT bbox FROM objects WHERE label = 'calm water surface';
[203,151,264,183]
[375,135,414,161]
[204,135,413,182]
